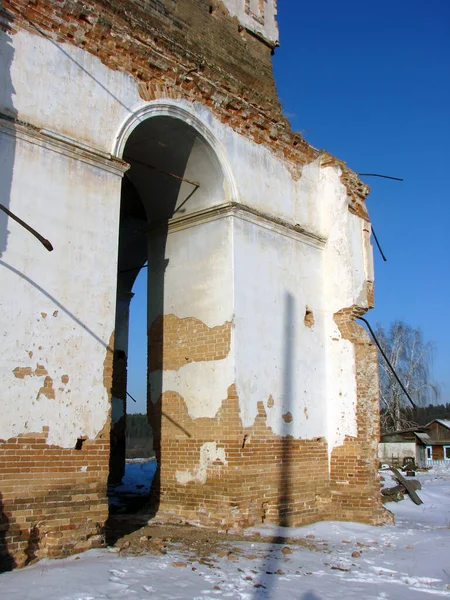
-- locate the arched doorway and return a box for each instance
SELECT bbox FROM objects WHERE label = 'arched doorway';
[109,107,233,515]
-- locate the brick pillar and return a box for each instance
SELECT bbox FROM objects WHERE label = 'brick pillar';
[330,307,388,524]
[109,291,133,484]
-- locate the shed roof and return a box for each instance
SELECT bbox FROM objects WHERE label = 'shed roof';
[415,432,431,443]
[415,432,450,445]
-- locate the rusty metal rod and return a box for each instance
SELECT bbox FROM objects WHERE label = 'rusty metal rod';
[126,391,191,437]
[371,224,387,262]
[358,173,404,182]
[0,203,53,251]
[126,391,137,403]
[123,156,200,187]
[357,316,417,409]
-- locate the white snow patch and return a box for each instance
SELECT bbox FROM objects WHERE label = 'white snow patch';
[1,466,450,599]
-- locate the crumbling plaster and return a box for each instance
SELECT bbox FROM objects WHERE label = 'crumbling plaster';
[148,218,235,420]
[0,130,123,447]
[1,26,374,454]
[175,441,227,485]
[321,164,374,452]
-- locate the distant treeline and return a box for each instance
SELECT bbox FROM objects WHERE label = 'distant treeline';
[126,413,154,459]
[381,404,450,428]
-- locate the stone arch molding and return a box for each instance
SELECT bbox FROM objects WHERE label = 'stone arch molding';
[113,101,239,203]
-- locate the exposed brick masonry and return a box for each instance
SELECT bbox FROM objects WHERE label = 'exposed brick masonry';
[331,307,388,525]
[0,0,381,566]
[0,429,109,568]
[148,314,231,372]
[0,336,114,568]
[149,385,332,529]
[145,309,384,528]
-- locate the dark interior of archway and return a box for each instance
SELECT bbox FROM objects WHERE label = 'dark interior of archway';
[108,116,198,515]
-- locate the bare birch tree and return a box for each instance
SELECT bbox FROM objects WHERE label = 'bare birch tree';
[375,321,439,433]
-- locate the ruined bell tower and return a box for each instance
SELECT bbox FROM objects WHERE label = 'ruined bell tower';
[0,0,385,567]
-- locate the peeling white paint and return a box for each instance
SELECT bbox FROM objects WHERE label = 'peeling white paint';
[176,442,227,485]
[0,129,120,447]
[150,354,234,420]
[321,165,373,454]
[0,28,376,460]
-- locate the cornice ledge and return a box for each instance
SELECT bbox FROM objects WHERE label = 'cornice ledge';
[148,202,327,249]
[0,114,129,176]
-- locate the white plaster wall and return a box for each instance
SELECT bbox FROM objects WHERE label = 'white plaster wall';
[148,218,234,328]
[175,136,231,214]
[217,123,323,234]
[378,443,416,462]
[0,29,142,153]
[321,166,373,452]
[232,163,374,450]
[148,218,235,419]
[233,217,327,436]
[362,221,375,286]
[0,29,376,457]
[0,134,121,447]
[1,29,325,238]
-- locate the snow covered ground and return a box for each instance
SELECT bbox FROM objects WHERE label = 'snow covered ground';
[1,465,450,600]
[108,459,157,512]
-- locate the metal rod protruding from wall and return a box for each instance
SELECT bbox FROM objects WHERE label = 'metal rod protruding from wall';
[358,173,404,182]
[0,203,53,251]
[356,316,417,409]
[124,156,200,187]
[371,225,387,262]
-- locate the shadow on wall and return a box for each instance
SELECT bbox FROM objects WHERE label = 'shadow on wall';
[0,7,17,571]
[0,492,15,573]
[0,7,18,258]
[253,292,296,597]
[0,261,114,562]
[0,260,113,351]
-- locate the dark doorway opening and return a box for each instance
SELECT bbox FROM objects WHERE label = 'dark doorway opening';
[107,114,225,517]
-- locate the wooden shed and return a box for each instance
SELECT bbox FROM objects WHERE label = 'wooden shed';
[415,420,450,467]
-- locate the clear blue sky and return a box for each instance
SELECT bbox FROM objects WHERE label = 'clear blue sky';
[127,1,450,413]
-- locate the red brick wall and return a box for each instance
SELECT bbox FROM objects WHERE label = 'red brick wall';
[149,384,332,529]
[331,307,388,525]
[0,339,114,568]
[148,314,231,372]
[146,311,385,529]
[0,430,109,568]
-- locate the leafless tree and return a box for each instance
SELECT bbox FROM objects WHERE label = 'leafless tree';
[375,321,439,433]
